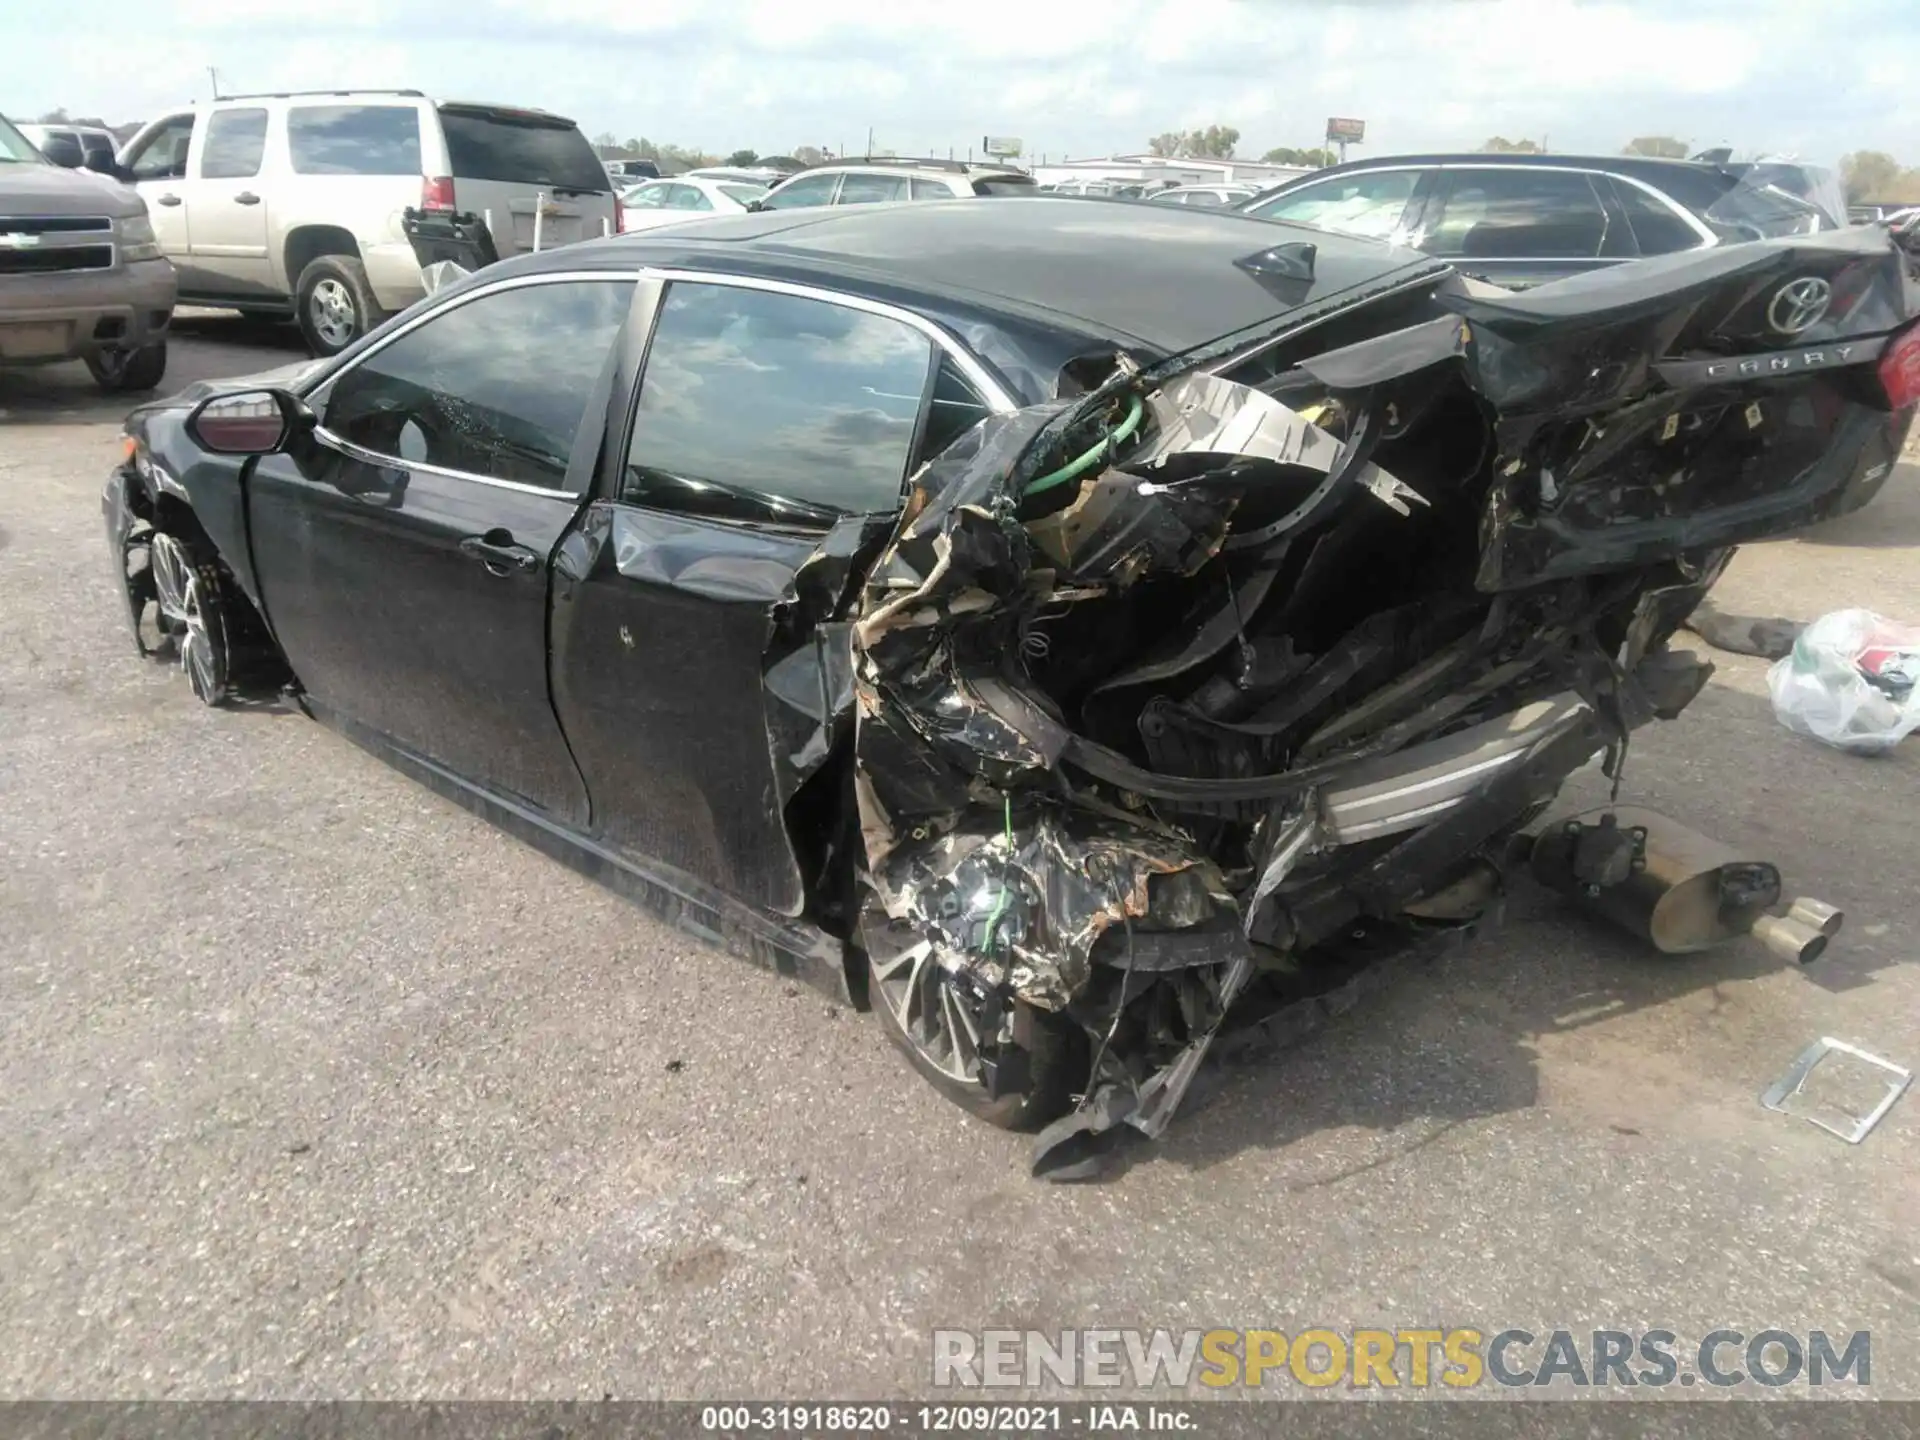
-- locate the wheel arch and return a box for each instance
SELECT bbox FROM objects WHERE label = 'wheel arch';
[282,224,362,294]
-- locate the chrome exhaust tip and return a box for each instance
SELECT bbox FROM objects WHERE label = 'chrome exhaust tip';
[1751,914,1829,966]
[1786,897,1845,939]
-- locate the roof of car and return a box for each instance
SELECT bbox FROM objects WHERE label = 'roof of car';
[1262,152,1734,186]
[510,197,1437,394]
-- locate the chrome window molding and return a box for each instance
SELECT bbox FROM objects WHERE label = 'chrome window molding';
[311,425,585,499]
[634,266,1019,412]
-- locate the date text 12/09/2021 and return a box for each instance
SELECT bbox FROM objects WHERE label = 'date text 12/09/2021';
[699,1405,1195,1433]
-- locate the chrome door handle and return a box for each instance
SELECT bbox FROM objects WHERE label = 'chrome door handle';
[459,532,540,576]
[155,194,182,207]
[234,192,261,205]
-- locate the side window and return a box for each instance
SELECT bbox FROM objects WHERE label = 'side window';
[624,282,934,525]
[200,109,268,180]
[909,176,953,200]
[624,183,668,210]
[1613,180,1703,256]
[913,357,993,469]
[1425,170,1609,259]
[837,173,907,204]
[667,184,713,211]
[1184,190,1226,207]
[320,280,634,490]
[1245,169,1419,240]
[760,174,840,210]
[125,115,196,182]
[287,105,422,176]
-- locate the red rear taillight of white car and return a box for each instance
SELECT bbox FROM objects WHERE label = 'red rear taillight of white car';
[1881,322,1920,410]
[613,195,625,234]
[421,176,456,213]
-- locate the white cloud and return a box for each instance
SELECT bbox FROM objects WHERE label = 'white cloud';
[6,0,1916,166]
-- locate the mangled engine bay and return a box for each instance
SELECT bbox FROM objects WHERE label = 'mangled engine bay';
[835,234,1918,1176]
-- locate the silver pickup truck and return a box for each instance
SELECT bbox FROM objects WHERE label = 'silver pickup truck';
[1,114,175,392]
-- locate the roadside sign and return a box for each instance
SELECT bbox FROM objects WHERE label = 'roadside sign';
[982,135,1023,159]
[1325,117,1366,143]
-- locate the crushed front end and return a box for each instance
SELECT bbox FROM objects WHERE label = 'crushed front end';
[841,228,1919,1177]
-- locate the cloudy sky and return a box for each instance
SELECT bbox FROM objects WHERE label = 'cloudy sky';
[9,0,1918,166]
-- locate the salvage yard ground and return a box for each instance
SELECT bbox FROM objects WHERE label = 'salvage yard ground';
[2,318,1918,1398]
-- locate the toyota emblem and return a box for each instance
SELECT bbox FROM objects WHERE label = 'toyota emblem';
[1767,277,1832,336]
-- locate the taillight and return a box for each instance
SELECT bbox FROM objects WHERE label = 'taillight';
[1881,322,1920,410]
[612,195,625,235]
[421,176,455,212]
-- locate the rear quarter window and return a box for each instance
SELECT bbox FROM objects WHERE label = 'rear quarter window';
[438,109,609,192]
[288,106,423,176]
[972,176,1036,196]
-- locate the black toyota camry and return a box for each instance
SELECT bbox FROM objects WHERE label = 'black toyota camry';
[104,198,1920,1176]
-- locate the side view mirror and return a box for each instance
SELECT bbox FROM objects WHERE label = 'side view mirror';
[186,388,313,455]
[41,135,85,169]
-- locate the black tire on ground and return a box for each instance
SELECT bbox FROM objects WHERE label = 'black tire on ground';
[86,341,167,393]
[866,936,1086,1132]
[294,253,383,357]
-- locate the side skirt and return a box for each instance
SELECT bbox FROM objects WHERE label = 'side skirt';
[303,697,856,1005]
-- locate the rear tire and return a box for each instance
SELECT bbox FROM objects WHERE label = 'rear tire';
[864,908,1085,1132]
[87,341,167,393]
[295,254,383,357]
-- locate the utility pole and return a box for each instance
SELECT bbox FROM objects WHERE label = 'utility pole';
[865,126,874,157]
[207,66,223,100]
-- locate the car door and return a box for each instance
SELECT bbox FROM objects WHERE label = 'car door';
[1412,166,1627,289]
[120,113,196,270]
[247,272,637,825]
[186,106,274,300]
[549,275,1001,916]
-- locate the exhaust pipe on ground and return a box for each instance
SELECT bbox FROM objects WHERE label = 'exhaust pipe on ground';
[1529,806,1840,964]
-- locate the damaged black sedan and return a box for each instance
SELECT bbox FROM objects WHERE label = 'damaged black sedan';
[104,200,1920,1176]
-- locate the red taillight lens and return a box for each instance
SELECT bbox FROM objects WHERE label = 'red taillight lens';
[421,175,455,212]
[613,196,625,235]
[1881,322,1920,410]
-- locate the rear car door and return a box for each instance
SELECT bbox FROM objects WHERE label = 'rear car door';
[185,106,273,300]
[1412,166,1628,288]
[436,105,617,255]
[550,276,995,915]
[248,273,636,824]
[120,113,196,271]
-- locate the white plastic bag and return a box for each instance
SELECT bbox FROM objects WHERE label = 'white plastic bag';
[1766,608,1920,754]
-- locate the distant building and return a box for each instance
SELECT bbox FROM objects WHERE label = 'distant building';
[1030,154,1311,190]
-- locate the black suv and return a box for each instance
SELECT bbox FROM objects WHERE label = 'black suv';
[1238,152,1838,289]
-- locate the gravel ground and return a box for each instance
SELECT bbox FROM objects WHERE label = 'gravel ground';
[1,319,1917,1401]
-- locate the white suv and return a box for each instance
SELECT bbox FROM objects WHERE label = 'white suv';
[116,90,618,354]
[756,158,1035,210]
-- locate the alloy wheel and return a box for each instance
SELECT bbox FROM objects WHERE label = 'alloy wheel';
[308,278,358,350]
[869,938,991,1085]
[149,532,228,705]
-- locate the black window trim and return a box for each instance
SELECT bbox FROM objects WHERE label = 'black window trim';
[306,269,638,498]
[1421,162,1715,259]
[606,268,1018,529]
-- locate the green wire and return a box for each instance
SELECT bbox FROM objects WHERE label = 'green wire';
[980,793,1016,955]
[1022,393,1146,498]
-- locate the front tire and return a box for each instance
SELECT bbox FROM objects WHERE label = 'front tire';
[87,341,167,393]
[295,254,383,357]
[864,909,1085,1131]
[148,530,232,706]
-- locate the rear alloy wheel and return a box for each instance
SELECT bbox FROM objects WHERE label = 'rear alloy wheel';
[86,341,168,394]
[294,254,383,357]
[866,917,1084,1131]
[149,531,231,706]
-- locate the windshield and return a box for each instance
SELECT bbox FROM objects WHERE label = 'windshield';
[0,115,45,164]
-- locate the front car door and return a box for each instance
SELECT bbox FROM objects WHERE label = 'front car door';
[759,173,842,211]
[247,271,636,825]
[550,274,1004,916]
[1410,165,1632,288]
[186,105,274,301]
[120,113,196,270]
